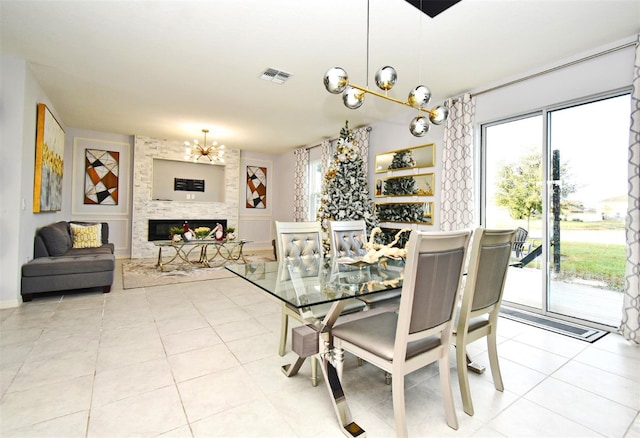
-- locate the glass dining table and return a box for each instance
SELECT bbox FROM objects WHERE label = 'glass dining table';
[226,257,405,437]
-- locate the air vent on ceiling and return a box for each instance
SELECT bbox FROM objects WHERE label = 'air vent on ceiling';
[260,68,292,84]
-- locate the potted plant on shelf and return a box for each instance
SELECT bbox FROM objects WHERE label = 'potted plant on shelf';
[169,226,184,242]
[225,226,236,241]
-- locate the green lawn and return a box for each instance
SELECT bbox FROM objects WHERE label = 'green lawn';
[555,241,626,291]
[497,219,627,291]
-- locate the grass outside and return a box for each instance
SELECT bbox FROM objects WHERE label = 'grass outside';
[497,218,626,292]
[554,241,625,291]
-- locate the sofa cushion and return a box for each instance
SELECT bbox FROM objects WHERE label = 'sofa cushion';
[39,222,72,256]
[70,223,102,249]
[65,244,114,256]
[22,254,115,277]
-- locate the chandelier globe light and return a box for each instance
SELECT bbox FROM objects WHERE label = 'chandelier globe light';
[184,129,225,164]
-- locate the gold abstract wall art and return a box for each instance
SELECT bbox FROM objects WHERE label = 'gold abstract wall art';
[33,103,65,213]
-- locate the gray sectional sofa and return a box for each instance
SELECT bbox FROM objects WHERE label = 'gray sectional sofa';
[21,221,115,302]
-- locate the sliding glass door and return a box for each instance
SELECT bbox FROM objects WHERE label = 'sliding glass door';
[546,95,629,327]
[482,115,544,310]
[481,92,629,328]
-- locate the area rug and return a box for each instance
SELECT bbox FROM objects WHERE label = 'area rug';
[122,251,275,289]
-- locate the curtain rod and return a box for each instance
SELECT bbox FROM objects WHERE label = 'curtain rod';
[469,40,637,99]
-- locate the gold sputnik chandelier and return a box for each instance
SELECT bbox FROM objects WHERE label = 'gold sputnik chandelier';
[184,129,225,164]
[322,0,448,137]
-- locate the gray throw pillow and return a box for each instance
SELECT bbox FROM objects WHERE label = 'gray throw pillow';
[39,223,72,256]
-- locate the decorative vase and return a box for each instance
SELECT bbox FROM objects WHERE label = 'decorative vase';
[172,234,182,242]
[226,232,236,241]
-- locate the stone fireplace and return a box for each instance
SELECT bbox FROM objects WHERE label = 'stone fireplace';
[131,136,240,259]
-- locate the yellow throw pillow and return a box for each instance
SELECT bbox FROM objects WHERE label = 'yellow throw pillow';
[70,223,102,249]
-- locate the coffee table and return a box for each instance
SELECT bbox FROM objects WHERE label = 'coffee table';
[154,239,250,271]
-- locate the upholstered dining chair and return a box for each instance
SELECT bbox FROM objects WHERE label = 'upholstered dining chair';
[331,229,472,437]
[274,221,365,386]
[452,227,516,416]
[328,220,402,311]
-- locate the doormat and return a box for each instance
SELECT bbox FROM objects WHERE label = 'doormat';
[499,307,609,343]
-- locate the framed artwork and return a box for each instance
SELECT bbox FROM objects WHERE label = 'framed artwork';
[375,173,435,197]
[374,143,435,173]
[33,103,65,212]
[84,149,119,205]
[246,165,267,208]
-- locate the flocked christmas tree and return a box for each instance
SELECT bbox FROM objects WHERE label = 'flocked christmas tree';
[316,121,379,253]
[384,149,418,196]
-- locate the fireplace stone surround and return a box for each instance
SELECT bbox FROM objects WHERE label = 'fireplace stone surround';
[131,136,240,259]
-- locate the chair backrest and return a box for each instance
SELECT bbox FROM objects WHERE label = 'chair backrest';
[395,230,471,351]
[328,220,367,259]
[458,228,516,328]
[274,221,323,263]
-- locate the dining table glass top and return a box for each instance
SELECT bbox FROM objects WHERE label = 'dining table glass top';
[226,257,405,309]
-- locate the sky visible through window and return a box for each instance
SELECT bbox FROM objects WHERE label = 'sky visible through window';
[484,93,630,225]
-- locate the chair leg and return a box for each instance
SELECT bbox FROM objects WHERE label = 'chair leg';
[391,372,408,438]
[279,308,288,357]
[440,354,459,430]
[310,356,318,387]
[456,344,474,416]
[487,329,504,391]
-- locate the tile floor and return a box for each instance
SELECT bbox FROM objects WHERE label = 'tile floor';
[1,260,639,437]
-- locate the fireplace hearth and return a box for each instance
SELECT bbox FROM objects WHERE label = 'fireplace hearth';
[148,219,227,241]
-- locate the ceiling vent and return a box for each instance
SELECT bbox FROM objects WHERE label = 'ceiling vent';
[260,68,292,84]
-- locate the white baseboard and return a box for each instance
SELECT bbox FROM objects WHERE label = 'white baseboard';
[0,299,22,309]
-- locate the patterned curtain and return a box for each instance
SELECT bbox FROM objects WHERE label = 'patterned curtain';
[293,147,309,222]
[620,35,640,344]
[320,138,332,181]
[353,126,371,174]
[440,93,475,231]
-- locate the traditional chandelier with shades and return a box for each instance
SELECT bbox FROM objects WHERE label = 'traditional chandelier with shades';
[322,1,449,137]
[184,129,225,164]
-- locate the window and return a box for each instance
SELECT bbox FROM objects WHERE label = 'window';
[308,159,323,221]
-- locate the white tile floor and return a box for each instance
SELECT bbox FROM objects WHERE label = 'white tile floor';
[1,260,639,437]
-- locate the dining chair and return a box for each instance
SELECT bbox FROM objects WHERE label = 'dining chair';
[331,229,472,437]
[452,227,516,416]
[328,220,402,311]
[274,221,365,386]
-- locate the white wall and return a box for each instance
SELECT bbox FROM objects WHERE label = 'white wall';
[66,128,134,258]
[474,38,635,124]
[239,151,279,250]
[1,56,67,308]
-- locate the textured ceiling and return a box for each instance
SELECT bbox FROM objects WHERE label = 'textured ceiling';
[1,0,638,154]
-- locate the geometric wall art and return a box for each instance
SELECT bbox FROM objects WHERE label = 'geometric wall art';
[33,103,65,212]
[84,149,119,205]
[246,165,267,209]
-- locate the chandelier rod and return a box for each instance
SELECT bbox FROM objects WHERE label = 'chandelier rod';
[366,0,370,88]
[347,83,437,116]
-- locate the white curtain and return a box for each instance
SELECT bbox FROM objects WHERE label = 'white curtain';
[293,147,309,222]
[440,93,475,231]
[620,35,640,344]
